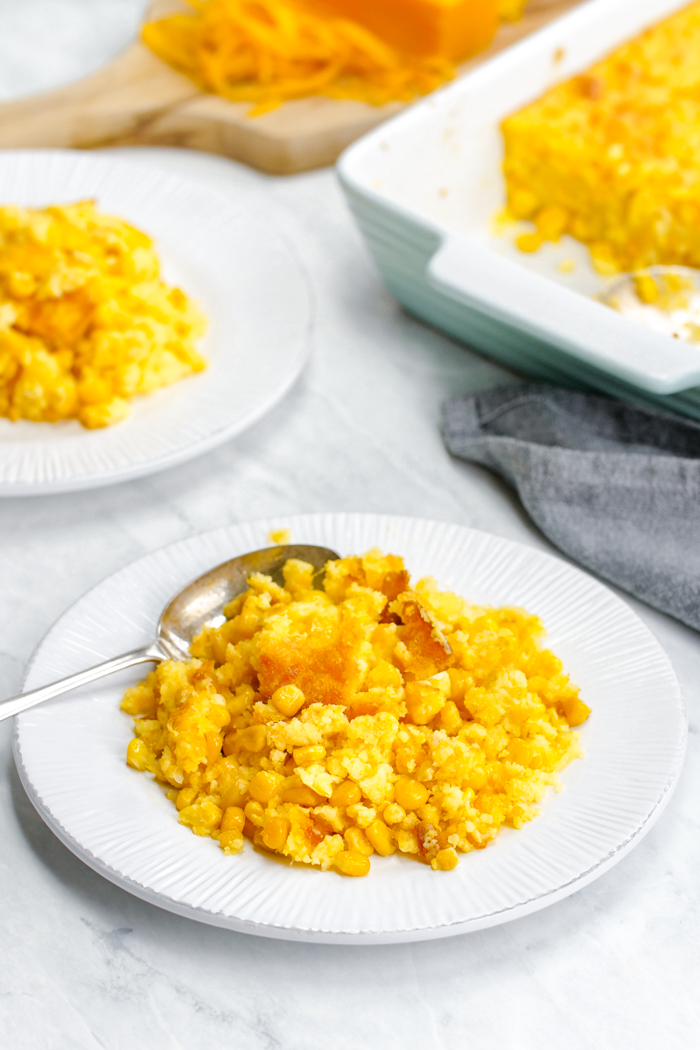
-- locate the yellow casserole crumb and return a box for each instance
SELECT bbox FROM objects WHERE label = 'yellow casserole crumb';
[502,1,700,273]
[122,549,589,875]
[268,528,292,545]
[0,200,206,428]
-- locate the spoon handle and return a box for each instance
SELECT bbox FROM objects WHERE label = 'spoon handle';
[0,643,165,722]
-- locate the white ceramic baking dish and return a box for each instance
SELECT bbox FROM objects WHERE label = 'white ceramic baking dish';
[338,0,700,418]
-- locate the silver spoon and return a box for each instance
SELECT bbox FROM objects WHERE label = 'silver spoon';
[600,265,700,343]
[1,544,339,722]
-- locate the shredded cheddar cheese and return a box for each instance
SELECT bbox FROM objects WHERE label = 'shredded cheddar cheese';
[142,0,457,114]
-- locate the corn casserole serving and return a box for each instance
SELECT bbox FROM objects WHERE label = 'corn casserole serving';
[0,201,206,428]
[122,550,590,877]
[502,1,700,274]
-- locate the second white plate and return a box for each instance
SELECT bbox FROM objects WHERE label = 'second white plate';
[0,150,312,495]
[13,514,686,943]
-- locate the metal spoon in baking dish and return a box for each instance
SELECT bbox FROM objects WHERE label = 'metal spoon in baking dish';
[0,544,339,722]
[600,264,700,343]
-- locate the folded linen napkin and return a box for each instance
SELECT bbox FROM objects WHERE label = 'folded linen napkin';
[442,383,700,631]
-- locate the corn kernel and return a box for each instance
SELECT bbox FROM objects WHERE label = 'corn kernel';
[365,818,395,856]
[219,778,246,809]
[434,847,459,871]
[237,724,267,752]
[535,204,568,241]
[206,734,222,767]
[382,803,406,825]
[344,826,374,855]
[244,800,265,826]
[221,806,246,832]
[208,702,231,729]
[282,785,324,807]
[292,744,325,766]
[439,700,462,735]
[333,850,371,877]
[261,816,291,851]
[365,660,403,689]
[559,696,591,727]
[633,272,659,304]
[516,231,543,253]
[330,780,362,807]
[395,778,429,811]
[270,684,305,717]
[176,787,197,811]
[126,738,155,772]
[249,770,284,804]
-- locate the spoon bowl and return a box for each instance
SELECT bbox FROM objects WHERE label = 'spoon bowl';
[157,544,338,659]
[600,264,700,343]
[2,544,339,721]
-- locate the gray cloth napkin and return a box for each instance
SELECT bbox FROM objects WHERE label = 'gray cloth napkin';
[442,383,700,631]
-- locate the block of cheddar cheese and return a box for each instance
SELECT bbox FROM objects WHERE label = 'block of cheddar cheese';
[314,0,498,60]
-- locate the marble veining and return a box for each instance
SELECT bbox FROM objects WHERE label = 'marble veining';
[1,3,699,1047]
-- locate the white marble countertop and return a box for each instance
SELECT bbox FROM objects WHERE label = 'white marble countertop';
[1,3,699,1047]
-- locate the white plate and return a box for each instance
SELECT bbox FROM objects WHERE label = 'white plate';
[0,150,312,495]
[13,514,686,944]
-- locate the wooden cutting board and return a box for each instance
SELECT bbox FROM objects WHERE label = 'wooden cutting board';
[0,0,580,175]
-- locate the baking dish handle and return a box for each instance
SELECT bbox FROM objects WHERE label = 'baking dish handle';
[426,235,700,396]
